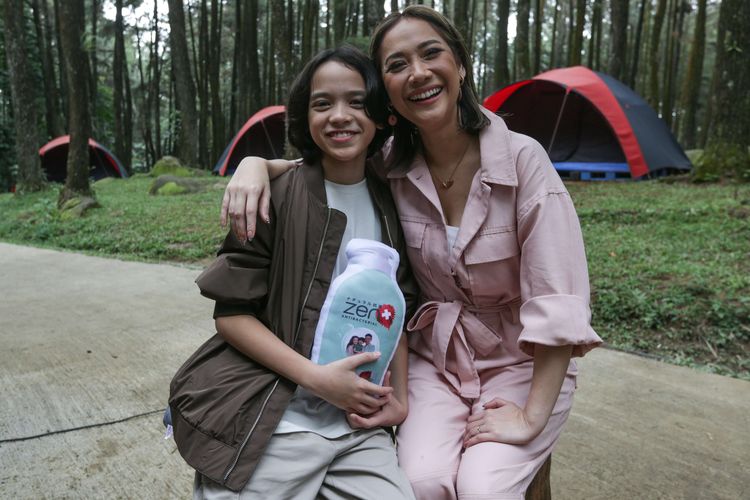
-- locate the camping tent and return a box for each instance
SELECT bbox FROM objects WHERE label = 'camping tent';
[38,135,128,182]
[214,105,286,176]
[483,66,691,179]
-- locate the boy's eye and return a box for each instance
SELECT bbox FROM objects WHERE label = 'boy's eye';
[311,100,330,109]
[350,99,364,108]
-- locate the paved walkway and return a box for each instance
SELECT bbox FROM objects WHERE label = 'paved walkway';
[0,242,747,499]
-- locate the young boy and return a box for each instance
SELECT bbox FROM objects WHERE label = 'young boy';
[169,46,417,499]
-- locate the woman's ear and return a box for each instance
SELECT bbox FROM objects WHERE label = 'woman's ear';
[459,66,467,82]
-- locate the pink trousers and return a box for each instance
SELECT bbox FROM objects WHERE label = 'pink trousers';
[397,353,576,500]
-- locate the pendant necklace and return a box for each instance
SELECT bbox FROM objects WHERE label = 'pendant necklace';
[431,138,471,190]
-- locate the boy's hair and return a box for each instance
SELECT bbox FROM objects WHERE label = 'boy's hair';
[287,45,390,165]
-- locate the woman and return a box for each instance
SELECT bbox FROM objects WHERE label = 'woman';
[223,7,601,499]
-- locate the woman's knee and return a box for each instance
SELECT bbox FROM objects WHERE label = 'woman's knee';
[407,470,458,500]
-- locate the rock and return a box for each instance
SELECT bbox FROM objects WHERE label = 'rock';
[150,156,195,178]
[59,196,100,220]
[148,175,208,195]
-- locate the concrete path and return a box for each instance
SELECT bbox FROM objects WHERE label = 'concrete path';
[0,242,747,499]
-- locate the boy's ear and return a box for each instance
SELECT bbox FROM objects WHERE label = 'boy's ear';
[376,123,385,130]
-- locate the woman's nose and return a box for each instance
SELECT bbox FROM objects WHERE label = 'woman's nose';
[410,60,432,83]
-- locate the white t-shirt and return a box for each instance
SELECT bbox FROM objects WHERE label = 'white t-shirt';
[274,177,382,438]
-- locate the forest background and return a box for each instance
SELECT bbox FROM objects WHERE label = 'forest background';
[0,0,748,380]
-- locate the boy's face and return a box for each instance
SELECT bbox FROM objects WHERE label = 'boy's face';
[365,335,372,344]
[308,61,377,173]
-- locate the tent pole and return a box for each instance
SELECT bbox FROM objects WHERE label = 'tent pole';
[547,90,570,154]
[261,122,279,158]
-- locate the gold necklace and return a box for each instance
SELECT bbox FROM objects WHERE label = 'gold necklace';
[431,139,471,189]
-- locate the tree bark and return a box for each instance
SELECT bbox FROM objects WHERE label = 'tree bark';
[678,0,706,149]
[58,0,92,203]
[493,0,510,88]
[515,0,531,80]
[569,0,586,66]
[648,0,668,109]
[588,0,603,70]
[703,0,749,177]
[628,0,648,88]
[89,0,98,133]
[333,0,347,44]
[2,0,46,192]
[30,0,64,138]
[113,0,132,172]
[167,0,199,167]
[210,0,225,158]
[533,0,544,73]
[609,0,629,81]
[550,0,561,68]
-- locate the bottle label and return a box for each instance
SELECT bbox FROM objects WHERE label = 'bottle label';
[311,268,405,385]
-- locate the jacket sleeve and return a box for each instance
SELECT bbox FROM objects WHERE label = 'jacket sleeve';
[195,208,276,319]
[514,137,602,357]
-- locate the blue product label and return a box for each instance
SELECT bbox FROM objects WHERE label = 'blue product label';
[312,269,405,385]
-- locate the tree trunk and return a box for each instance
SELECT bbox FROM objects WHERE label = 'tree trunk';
[609,0,629,81]
[2,0,46,192]
[550,0,560,68]
[58,0,92,204]
[197,0,209,167]
[333,0,347,44]
[628,0,648,88]
[364,0,383,36]
[210,0,225,158]
[453,0,470,44]
[151,0,162,159]
[648,0,667,109]
[493,0,510,88]
[113,0,132,172]
[167,0,199,167]
[30,0,64,138]
[678,0,706,149]
[533,0,544,73]
[515,0,531,80]
[570,0,586,66]
[89,0,98,133]
[703,0,749,178]
[52,0,68,124]
[588,0,603,70]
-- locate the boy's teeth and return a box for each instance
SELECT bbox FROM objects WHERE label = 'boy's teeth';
[331,132,353,137]
[410,87,441,101]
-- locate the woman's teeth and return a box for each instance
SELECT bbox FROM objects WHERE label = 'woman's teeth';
[409,87,442,101]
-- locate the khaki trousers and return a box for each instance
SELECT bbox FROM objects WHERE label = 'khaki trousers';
[194,428,415,500]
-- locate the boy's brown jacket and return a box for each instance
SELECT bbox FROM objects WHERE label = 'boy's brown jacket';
[168,162,418,492]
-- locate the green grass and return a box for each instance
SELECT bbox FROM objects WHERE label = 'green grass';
[1,177,748,380]
[0,177,228,265]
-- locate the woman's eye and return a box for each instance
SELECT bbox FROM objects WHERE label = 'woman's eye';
[424,47,443,58]
[311,100,330,109]
[386,61,406,73]
[351,99,365,108]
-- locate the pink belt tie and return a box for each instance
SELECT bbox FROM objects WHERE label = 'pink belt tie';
[406,299,520,398]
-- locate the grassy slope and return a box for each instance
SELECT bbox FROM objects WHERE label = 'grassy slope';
[1,177,748,379]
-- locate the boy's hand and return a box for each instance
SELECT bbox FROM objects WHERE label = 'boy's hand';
[307,352,393,415]
[346,371,408,429]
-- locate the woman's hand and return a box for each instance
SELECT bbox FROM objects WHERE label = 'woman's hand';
[462,398,546,447]
[307,352,394,416]
[221,157,271,241]
[346,371,408,429]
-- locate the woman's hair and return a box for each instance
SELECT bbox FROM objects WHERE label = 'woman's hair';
[286,45,391,165]
[369,5,489,167]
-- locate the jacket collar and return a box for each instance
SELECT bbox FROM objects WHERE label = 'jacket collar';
[386,107,518,187]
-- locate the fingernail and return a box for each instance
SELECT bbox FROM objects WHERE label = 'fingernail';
[264,217,270,224]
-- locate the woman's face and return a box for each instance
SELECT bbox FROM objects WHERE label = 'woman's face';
[378,18,465,133]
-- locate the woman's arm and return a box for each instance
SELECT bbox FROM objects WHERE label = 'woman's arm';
[216,314,393,415]
[463,344,572,446]
[221,157,297,241]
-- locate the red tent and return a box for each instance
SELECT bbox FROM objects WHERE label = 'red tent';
[39,135,127,182]
[483,66,690,179]
[214,106,286,176]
